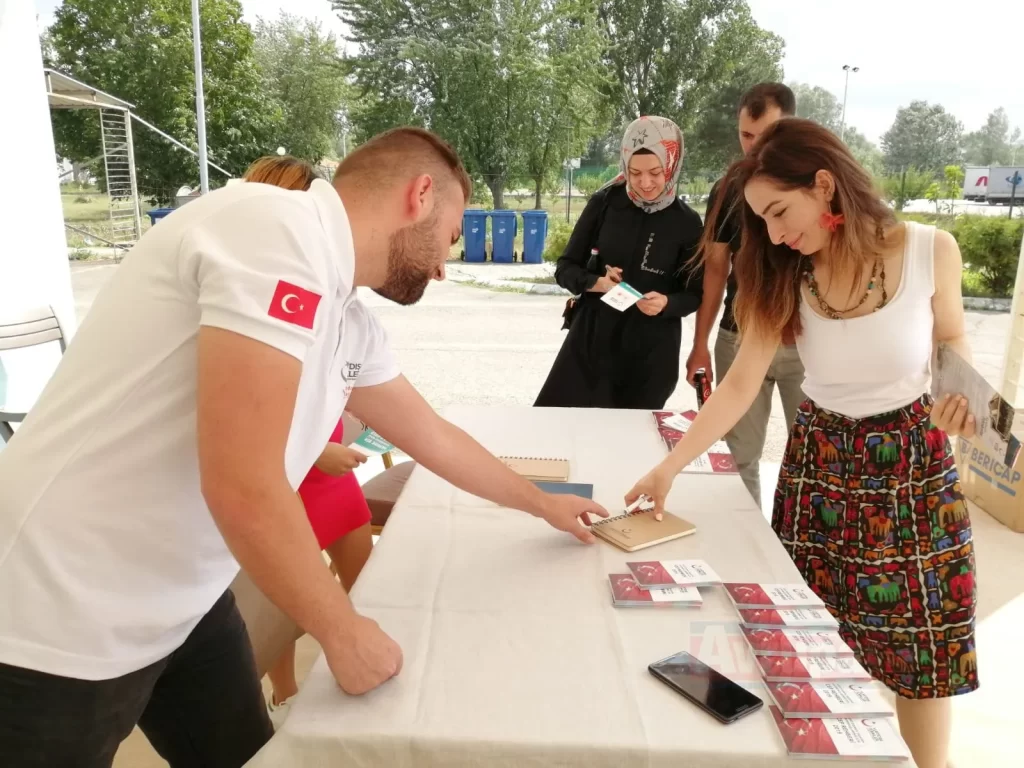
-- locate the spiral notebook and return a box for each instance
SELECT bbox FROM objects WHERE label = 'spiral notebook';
[499,456,570,482]
[591,508,697,552]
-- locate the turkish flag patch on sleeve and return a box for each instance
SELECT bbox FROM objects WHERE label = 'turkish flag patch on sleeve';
[267,280,321,329]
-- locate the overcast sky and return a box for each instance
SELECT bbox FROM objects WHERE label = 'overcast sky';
[36,0,1024,145]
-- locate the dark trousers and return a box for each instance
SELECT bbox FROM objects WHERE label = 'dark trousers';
[0,589,274,768]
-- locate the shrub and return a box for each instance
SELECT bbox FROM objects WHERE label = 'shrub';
[543,215,575,263]
[949,216,1022,298]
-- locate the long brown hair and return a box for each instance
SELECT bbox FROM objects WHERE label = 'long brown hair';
[243,155,319,191]
[699,118,896,339]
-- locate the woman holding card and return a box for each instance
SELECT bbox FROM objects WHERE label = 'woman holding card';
[626,119,978,768]
[533,116,704,409]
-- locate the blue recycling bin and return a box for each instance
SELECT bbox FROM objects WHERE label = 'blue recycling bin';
[490,209,518,263]
[146,207,174,226]
[461,210,488,263]
[521,210,549,264]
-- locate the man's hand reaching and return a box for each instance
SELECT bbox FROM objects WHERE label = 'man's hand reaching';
[534,494,609,543]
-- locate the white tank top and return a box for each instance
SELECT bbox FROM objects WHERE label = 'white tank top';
[795,222,936,419]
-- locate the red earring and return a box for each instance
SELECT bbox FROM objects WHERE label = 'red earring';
[820,211,844,232]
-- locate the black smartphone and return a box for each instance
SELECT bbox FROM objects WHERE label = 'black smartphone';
[648,651,763,724]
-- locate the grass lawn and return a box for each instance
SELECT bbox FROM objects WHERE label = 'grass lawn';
[61,190,152,252]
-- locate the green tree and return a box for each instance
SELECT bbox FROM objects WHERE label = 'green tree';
[598,0,784,173]
[963,107,1022,166]
[881,101,964,174]
[48,0,281,203]
[925,181,943,214]
[337,0,608,209]
[790,82,842,131]
[575,171,608,199]
[513,0,611,208]
[685,175,711,202]
[683,8,784,173]
[788,82,882,175]
[942,164,965,212]
[253,13,351,164]
[844,127,884,177]
[881,167,935,212]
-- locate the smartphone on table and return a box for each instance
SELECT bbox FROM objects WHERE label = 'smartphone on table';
[648,651,763,724]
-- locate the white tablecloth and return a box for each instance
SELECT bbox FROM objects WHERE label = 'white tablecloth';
[245,406,899,768]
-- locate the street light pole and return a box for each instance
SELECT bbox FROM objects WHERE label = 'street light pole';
[191,0,210,194]
[840,64,859,142]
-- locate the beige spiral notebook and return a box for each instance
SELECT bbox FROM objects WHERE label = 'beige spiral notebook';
[591,509,697,552]
[499,456,570,482]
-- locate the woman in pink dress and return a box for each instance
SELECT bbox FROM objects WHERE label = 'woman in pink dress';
[266,415,374,722]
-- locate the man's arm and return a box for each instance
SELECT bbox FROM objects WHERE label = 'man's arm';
[686,242,731,382]
[197,327,401,694]
[346,376,608,541]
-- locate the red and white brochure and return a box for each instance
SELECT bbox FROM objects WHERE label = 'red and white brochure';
[756,655,872,684]
[652,411,738,474]
[738,607,838,630]
[608,574,703,607]
[767,682,894,719]
[724,583,825,611]
[769,706,910,761]
[626,559,722,589]
[742,627,853,657]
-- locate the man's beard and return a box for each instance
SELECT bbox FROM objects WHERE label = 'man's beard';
[373,210,440,306]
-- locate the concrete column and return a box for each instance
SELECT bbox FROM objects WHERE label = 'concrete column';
[1003,234,1023,406]
[0,1,76,432]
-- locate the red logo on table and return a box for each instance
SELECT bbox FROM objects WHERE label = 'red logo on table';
[268,280,321,329]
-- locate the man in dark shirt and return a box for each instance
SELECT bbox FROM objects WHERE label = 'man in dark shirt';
[685,83,803,508]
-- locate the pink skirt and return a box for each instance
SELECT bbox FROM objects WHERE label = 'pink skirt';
[298,417,372,549]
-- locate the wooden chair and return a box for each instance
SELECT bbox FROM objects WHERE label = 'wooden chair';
[364,453,415,537]
[0,306,67,442]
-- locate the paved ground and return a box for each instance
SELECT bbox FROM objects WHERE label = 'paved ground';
[70,260,1018,470]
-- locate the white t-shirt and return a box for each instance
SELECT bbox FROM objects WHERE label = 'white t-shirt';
[0,179,399,680]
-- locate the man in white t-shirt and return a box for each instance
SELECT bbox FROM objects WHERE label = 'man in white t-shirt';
[0,127,607,768]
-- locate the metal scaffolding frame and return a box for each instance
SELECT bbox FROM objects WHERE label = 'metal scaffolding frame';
[44,68,143,245]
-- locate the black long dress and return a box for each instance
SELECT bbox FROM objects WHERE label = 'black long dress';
[534,184,704,409]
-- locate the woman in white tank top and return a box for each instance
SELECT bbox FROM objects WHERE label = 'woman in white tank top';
[628,119,978,768]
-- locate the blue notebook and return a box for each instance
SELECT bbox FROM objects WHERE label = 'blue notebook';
[532,481,594,498]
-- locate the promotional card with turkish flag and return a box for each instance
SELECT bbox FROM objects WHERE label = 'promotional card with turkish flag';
[769,706,910,760]
[607,574,703,607]
[738,607,839,630]
[766,682,894,719]
[652,411,738,474]
[724,582,826,611]
[756,655,872,684]
[742,627,854,657]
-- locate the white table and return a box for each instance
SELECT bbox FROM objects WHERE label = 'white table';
[245,406,898,768]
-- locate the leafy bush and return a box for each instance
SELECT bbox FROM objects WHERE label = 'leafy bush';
[879,167,935,211]
[949,216,1022,298]
[897,213,1020,298]
[543,215,575,263]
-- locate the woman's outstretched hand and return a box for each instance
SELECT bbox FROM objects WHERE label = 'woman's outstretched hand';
[625,464,676,521]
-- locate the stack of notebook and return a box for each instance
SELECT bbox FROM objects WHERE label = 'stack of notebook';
[651,411,738,474]
[722,582,910,761]
[608,559,720,608]
[498,456,594,498]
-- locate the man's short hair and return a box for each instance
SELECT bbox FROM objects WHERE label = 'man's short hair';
[334,127,472,202]
[738,83,797,120]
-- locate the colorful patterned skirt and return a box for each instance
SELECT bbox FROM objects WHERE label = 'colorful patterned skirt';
[773,394,979,699]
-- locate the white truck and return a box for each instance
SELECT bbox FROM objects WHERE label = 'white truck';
[962,166,989,201]
[986,167,1024,205]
